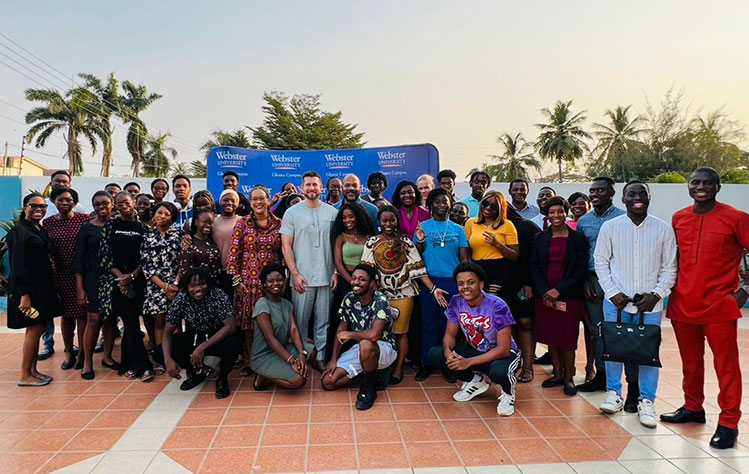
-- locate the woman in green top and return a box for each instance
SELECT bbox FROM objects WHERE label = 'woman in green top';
[251,263,316,390]
[328,203,375,360]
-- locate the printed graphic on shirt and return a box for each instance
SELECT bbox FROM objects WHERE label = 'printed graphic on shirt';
[458,311,493,351]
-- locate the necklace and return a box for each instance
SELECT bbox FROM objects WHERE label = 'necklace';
[434,219,450,247]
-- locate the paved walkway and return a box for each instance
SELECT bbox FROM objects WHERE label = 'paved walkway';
[0,312,748,473]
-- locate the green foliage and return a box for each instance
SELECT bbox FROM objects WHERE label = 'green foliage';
[141,132,177,177]
[721,168,749,184]
[188,160,207,178]
[249,92,366,150]
[535,100,592,182]
[79,73,120,177]
[120,81,162,177]
[200,129,253,158]
[651,172,687,183]
[474,132,541,181]
[588,105,647,181]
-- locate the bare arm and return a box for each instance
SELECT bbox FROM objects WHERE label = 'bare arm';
[333,235,352,283]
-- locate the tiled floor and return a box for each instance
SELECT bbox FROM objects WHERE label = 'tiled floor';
[0,312,748,473]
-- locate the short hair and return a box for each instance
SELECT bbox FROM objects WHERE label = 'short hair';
[353,263,378,283]
[453,261,488,283]
[469,170,491,184]
[137,193,154,203]
[417,174,435,184]
[172,175,191,186]
[105,182,121,190]
[622,180,650,193]
[592,176,615,188]
[690,167,721,184]
[50,187,79,204]
[509,178,529,190]
[260,262,286,284]
[181,266,213,290]
[302,170,321,182]
[541,195,570,215]
[114,190,134,202]
[326,176,342,187]
[50,170,71,180]
[223,170,239,180]
[425,187,452,211]
[452,201,469,212]
[567,192,591,205]
[150,178,169,191]
[437,169,457,181]
[92,190,113,204]
[367,171,388,188]
[391,180,421,208]
[539,186,557,195]
[124,181,140,191]
[152,201,179,224]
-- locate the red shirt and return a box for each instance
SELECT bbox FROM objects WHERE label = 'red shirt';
[668,202,749,324]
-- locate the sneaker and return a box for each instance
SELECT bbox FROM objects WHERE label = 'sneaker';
[496,392,515,416]
[638,399,657,428]
[452,375,489,402]
[599,390,624,414]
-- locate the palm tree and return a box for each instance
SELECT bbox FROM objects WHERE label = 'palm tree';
[24,87,103,175]
[482,132,541,181]
[79,72,120,177]
[200,129,253,159]
[120,81,161,177]
[142,132,177,177]
[591,105,647,180]
[535,100,592,182]
[170,162,188,177]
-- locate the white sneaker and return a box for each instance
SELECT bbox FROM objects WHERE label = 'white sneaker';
[599,390,624,414]
[638,399,657,428]
[453,375,489,402]
[496,392,515,416]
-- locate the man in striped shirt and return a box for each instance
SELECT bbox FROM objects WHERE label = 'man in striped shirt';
[594,180,678,428]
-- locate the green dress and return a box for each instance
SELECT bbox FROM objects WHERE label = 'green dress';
[250,297,314,381]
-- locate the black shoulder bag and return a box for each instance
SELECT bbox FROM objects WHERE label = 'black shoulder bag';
[601,308,662,367]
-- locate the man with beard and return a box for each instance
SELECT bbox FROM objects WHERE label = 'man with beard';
[334,174,380,228]
[322,264,397,410]
[660,168,749,449]
[172,175,193,228]
[509,179,540,220]
[281,171,339,372]
[594,181,677,428]
[459,171,490,218]
[222,170,250,216]
[437,169,458,202]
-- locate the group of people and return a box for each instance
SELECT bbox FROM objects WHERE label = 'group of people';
[4,166,748,448]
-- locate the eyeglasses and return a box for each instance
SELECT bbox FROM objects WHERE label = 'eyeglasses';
[93,201,111,208]
[27,203,48,210]
[481,200,499,211]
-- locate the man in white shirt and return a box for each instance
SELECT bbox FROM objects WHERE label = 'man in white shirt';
[43,170,86,220]
[594,180,677,428]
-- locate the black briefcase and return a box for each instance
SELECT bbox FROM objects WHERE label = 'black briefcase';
[601,308,662,367]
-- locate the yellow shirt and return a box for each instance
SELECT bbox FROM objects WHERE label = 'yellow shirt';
[464,218,519,261]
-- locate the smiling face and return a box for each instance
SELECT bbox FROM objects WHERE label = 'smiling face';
[173,178,190,201]
[456,270,484,305]
[53,191,75,215]
[439,176,454,194]
[399,185,417,208]
[546,204,567,227]
[263,270,286,297]
[688,170,720,204]
[342,208,357,231]
[350,268,375,296]
[115,193,135,218]
[570,196,590,219]
[480,196,499,220]
[301,176,322,201]
[223,174,238,190]
[151,181,168,201]
[622,183,650,217]
[536,188,555,208]
[220,193,239,216]
[105,184,121,196]
[125,184,140,199]
[327,178,343,200]
[136,195,152,218]
[93,196,113,219]
[50,173,71,191]
[250,188,269,215]
[509,182,528,207]
[450,203,468,225]
[24,195,48,223]
[431,194,450,219]
[417,179,434,202]
[342,175,361,202]
[153,205,173,228]
[282,183,297,194]
[379,211,398,236]
[187,275,208,301]
[195,211,214,237]
[589,180,614,209]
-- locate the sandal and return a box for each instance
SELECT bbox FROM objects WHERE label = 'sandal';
[123,370,137,380]
[240,366,253,377]
[585,366,596,384]
[517,368,534,383]
[140,370,155,382]
[153,366,166,376]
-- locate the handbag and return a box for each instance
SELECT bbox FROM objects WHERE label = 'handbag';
[601,308,662,367]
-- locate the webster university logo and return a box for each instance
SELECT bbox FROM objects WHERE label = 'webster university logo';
[215,150,247,169]
[269,154,302,171]
[377,150,407,168]
[325,153,355,170]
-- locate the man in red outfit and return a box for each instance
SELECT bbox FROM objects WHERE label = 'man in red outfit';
[661,167,749,449]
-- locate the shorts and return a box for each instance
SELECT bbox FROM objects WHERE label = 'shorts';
[337,341,397,378]
[390,297,414,334]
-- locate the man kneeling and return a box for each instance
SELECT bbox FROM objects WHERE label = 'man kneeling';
[322,264,397,410]
[163,267,241,399]
[429,262,521,416]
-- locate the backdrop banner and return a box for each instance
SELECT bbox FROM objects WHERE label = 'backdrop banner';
[206,143,439,201]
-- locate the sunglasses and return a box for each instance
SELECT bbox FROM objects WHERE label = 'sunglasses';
[481,200,499,211]
[27,203,48,210]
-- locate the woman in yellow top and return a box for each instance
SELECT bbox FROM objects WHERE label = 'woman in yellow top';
[464,191,520,300]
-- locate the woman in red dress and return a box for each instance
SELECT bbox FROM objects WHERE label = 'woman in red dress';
[43,188,91,370]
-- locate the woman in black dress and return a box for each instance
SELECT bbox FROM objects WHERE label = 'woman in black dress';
[99,191,154,381]
[7,193,63,386]
[74,191,119,380]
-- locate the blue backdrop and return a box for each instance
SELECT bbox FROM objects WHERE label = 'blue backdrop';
[206,144,439,201]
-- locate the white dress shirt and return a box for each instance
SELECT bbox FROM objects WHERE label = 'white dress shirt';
[594,214,678,314]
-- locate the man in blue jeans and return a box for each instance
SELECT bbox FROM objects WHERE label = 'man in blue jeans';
[593,181,677,427]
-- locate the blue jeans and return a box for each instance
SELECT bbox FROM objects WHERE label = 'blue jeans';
[42,319,55,350]
[602,300,661,401]
[419,277,457,366]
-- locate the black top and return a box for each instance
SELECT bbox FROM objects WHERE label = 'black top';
[73,221,105,276]
[530,225,589,302]
[166,287,233,335]
[508,219,542,292]
[100,218,145,274]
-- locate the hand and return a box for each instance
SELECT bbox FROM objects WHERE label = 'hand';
[330,272,338,292]
[292,272,308,294]
[543,288,560,302]
[18,295,32,316]
[609,292,630,310]
[583,278,597,301]
[180,234,192,250]
[522,285,533,300]
[414,225,426,243]
[634,293,660,313]
[165,358,181,379]
[446,352,473,371]
[432,288,449,308]
[118,274,133,294]
[290,356,302,375]
[322,360,337,379]
[297,354,309,379]
[166,284,179,301]
[77,289,89,307]
[190,345,205,371]
[482,231,502,248]
[236,282,249,297]
[337,331,353,344]
[733,288,749,308]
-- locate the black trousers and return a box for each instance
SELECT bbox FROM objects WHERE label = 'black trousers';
[115,289,152,377]
[169,331,241,379]
[429,342,522,397]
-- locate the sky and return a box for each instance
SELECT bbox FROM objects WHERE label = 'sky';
[1,0,748,179]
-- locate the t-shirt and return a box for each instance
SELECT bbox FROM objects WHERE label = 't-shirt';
[103,218,145,274]
[279,202,338,286]
[166,287,233,335]
[213,215,241,269]
[458,195,481,218]
[414,219,468,278]
[445,292,518,352]
[360,236,427,299]
[338,291,396,350]
[464,218,519,261]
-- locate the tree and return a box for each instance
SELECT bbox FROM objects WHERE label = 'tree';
[141,132,177,177]
[200,129,253,159]
[535,100,592,182]
[79,72,120,177]
[249,92,365,150]
[170,162,188,177]
[120,81,162,177]
[188,160,207,177]
[689,111,745,171]
[590,105,647,180]
[24,87,103,175]
[474,133,541,181]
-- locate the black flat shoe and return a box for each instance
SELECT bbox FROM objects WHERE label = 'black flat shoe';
[414,366,433,382]
[101,360,121,371]
[541,377,563,388]
[355,385,377,410]
[534,352,552,365]
[624,383,640,413]
[710,425,738,449]
[253,375,268,392]
[563,383,577,396]
[38,347,54,361]
[60,359,75,370]
[388,375,403,386]
[575,372,606,392]
[81,371,95,380]
[74,358,84,370]
[215,378,230,399]
[659,406,706,424]
[180,373,206,391]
